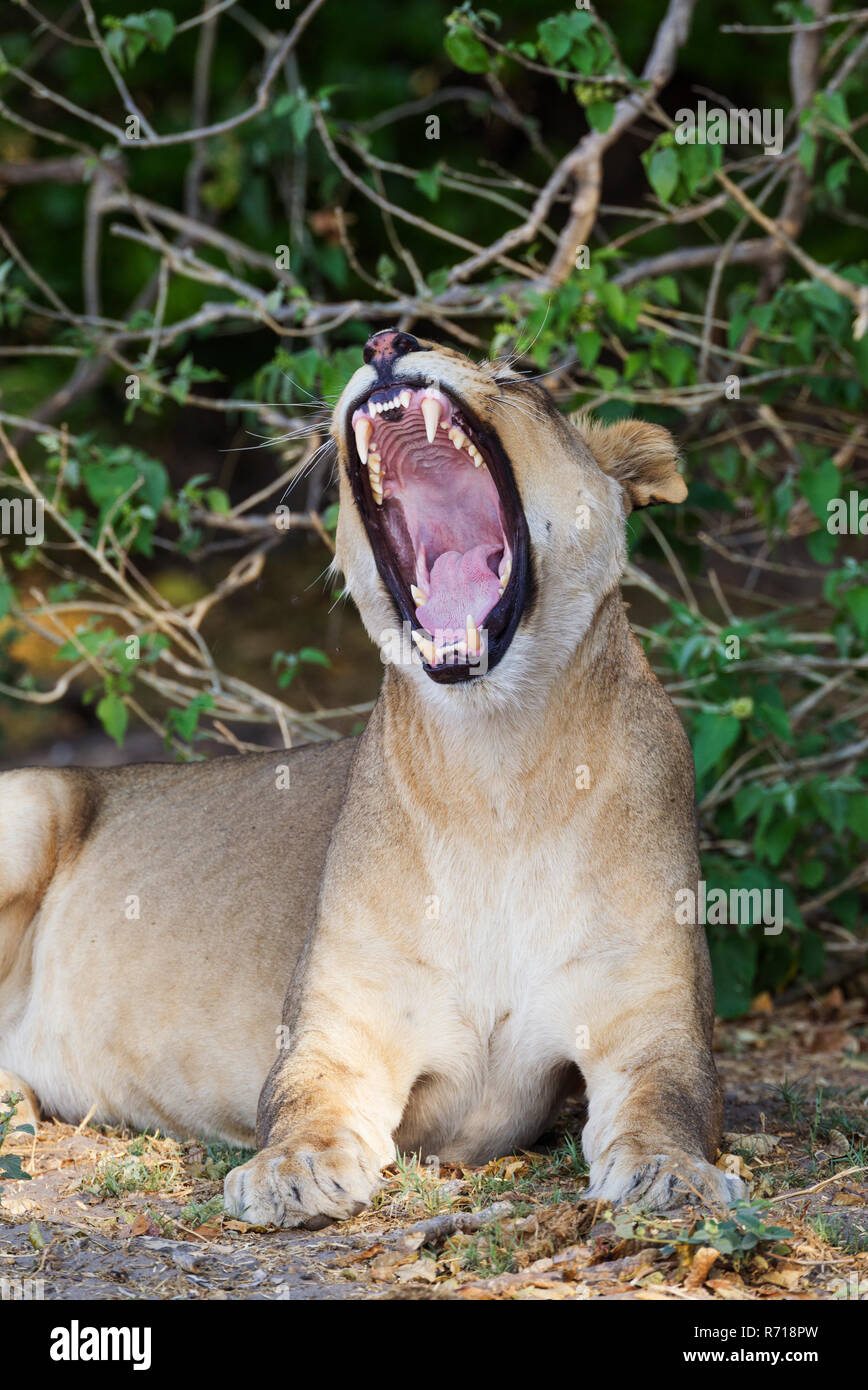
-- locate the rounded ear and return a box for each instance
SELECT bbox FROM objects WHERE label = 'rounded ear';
[574,416,688,510]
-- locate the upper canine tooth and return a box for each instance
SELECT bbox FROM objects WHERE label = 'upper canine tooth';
[449,426,467,451]
[421,396,442,444]
[354,416,373,464]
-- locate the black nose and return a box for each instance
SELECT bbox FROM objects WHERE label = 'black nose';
[363,329,420,369]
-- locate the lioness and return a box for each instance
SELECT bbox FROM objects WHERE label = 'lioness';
[0,333,743,1225]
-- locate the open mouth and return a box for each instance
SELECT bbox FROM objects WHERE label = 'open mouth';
[346,380,530,682]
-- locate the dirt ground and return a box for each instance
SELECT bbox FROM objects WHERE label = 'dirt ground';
[2,988,866,1302]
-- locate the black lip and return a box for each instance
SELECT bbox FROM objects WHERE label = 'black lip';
[344,375,532,683]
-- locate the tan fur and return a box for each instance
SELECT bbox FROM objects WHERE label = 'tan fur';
[0,341,740,1224]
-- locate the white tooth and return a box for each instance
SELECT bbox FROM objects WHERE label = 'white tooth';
[411,630,435,663]
[354,416,373,464]
[435,640,463,661]
[499,557,511,593]
[449,426,467,451]
[469,445,483,467]
[466,615,480,656]
[400,389,412,408]
[421,396,442,444]
[410,584,427,607]
[368,451,381,475]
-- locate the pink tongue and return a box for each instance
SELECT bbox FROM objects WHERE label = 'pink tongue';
[416,545,501,640]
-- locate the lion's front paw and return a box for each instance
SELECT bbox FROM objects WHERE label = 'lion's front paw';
[585,1149,746,1211]
[223,1139,383,1229]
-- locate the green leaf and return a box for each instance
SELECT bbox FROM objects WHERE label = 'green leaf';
[445,26,490,73]
[800,929,825,981]
[415,168,441,203]
[575,330,601,369]
[646,147,679,204]
[586,100,614,133]
[709,931,758,1018]
[654,277,680,305]
[755,816,797,867]
[0,1152,31,1181]
[847,794,868,839]
[798,130,815,174]
[825,157,850,195]
[291,95,313,145]
[297,647,331,668]
[376,254,397,284]
[799,860,825,889]
[102,10,175,69]
[692,712,741,781]
[96,693,128,747]
[755,700,792,743]
[165,693,214,745]
[817,89,848,130]
[205,489,231,516]
[844,585,868,641]
[538,16,572,64]
[798,457,841,523]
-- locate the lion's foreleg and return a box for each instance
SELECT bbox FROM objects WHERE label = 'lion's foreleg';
[223,935,422,1227]
[575,958,742,1210]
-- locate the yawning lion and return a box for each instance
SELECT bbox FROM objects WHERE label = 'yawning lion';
[0,332,743,1225]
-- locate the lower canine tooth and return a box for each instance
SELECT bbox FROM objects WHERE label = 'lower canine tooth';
[410,584,427,607]
[354,416,373,464]
[421,396,442,444]
[412,631,435,663]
